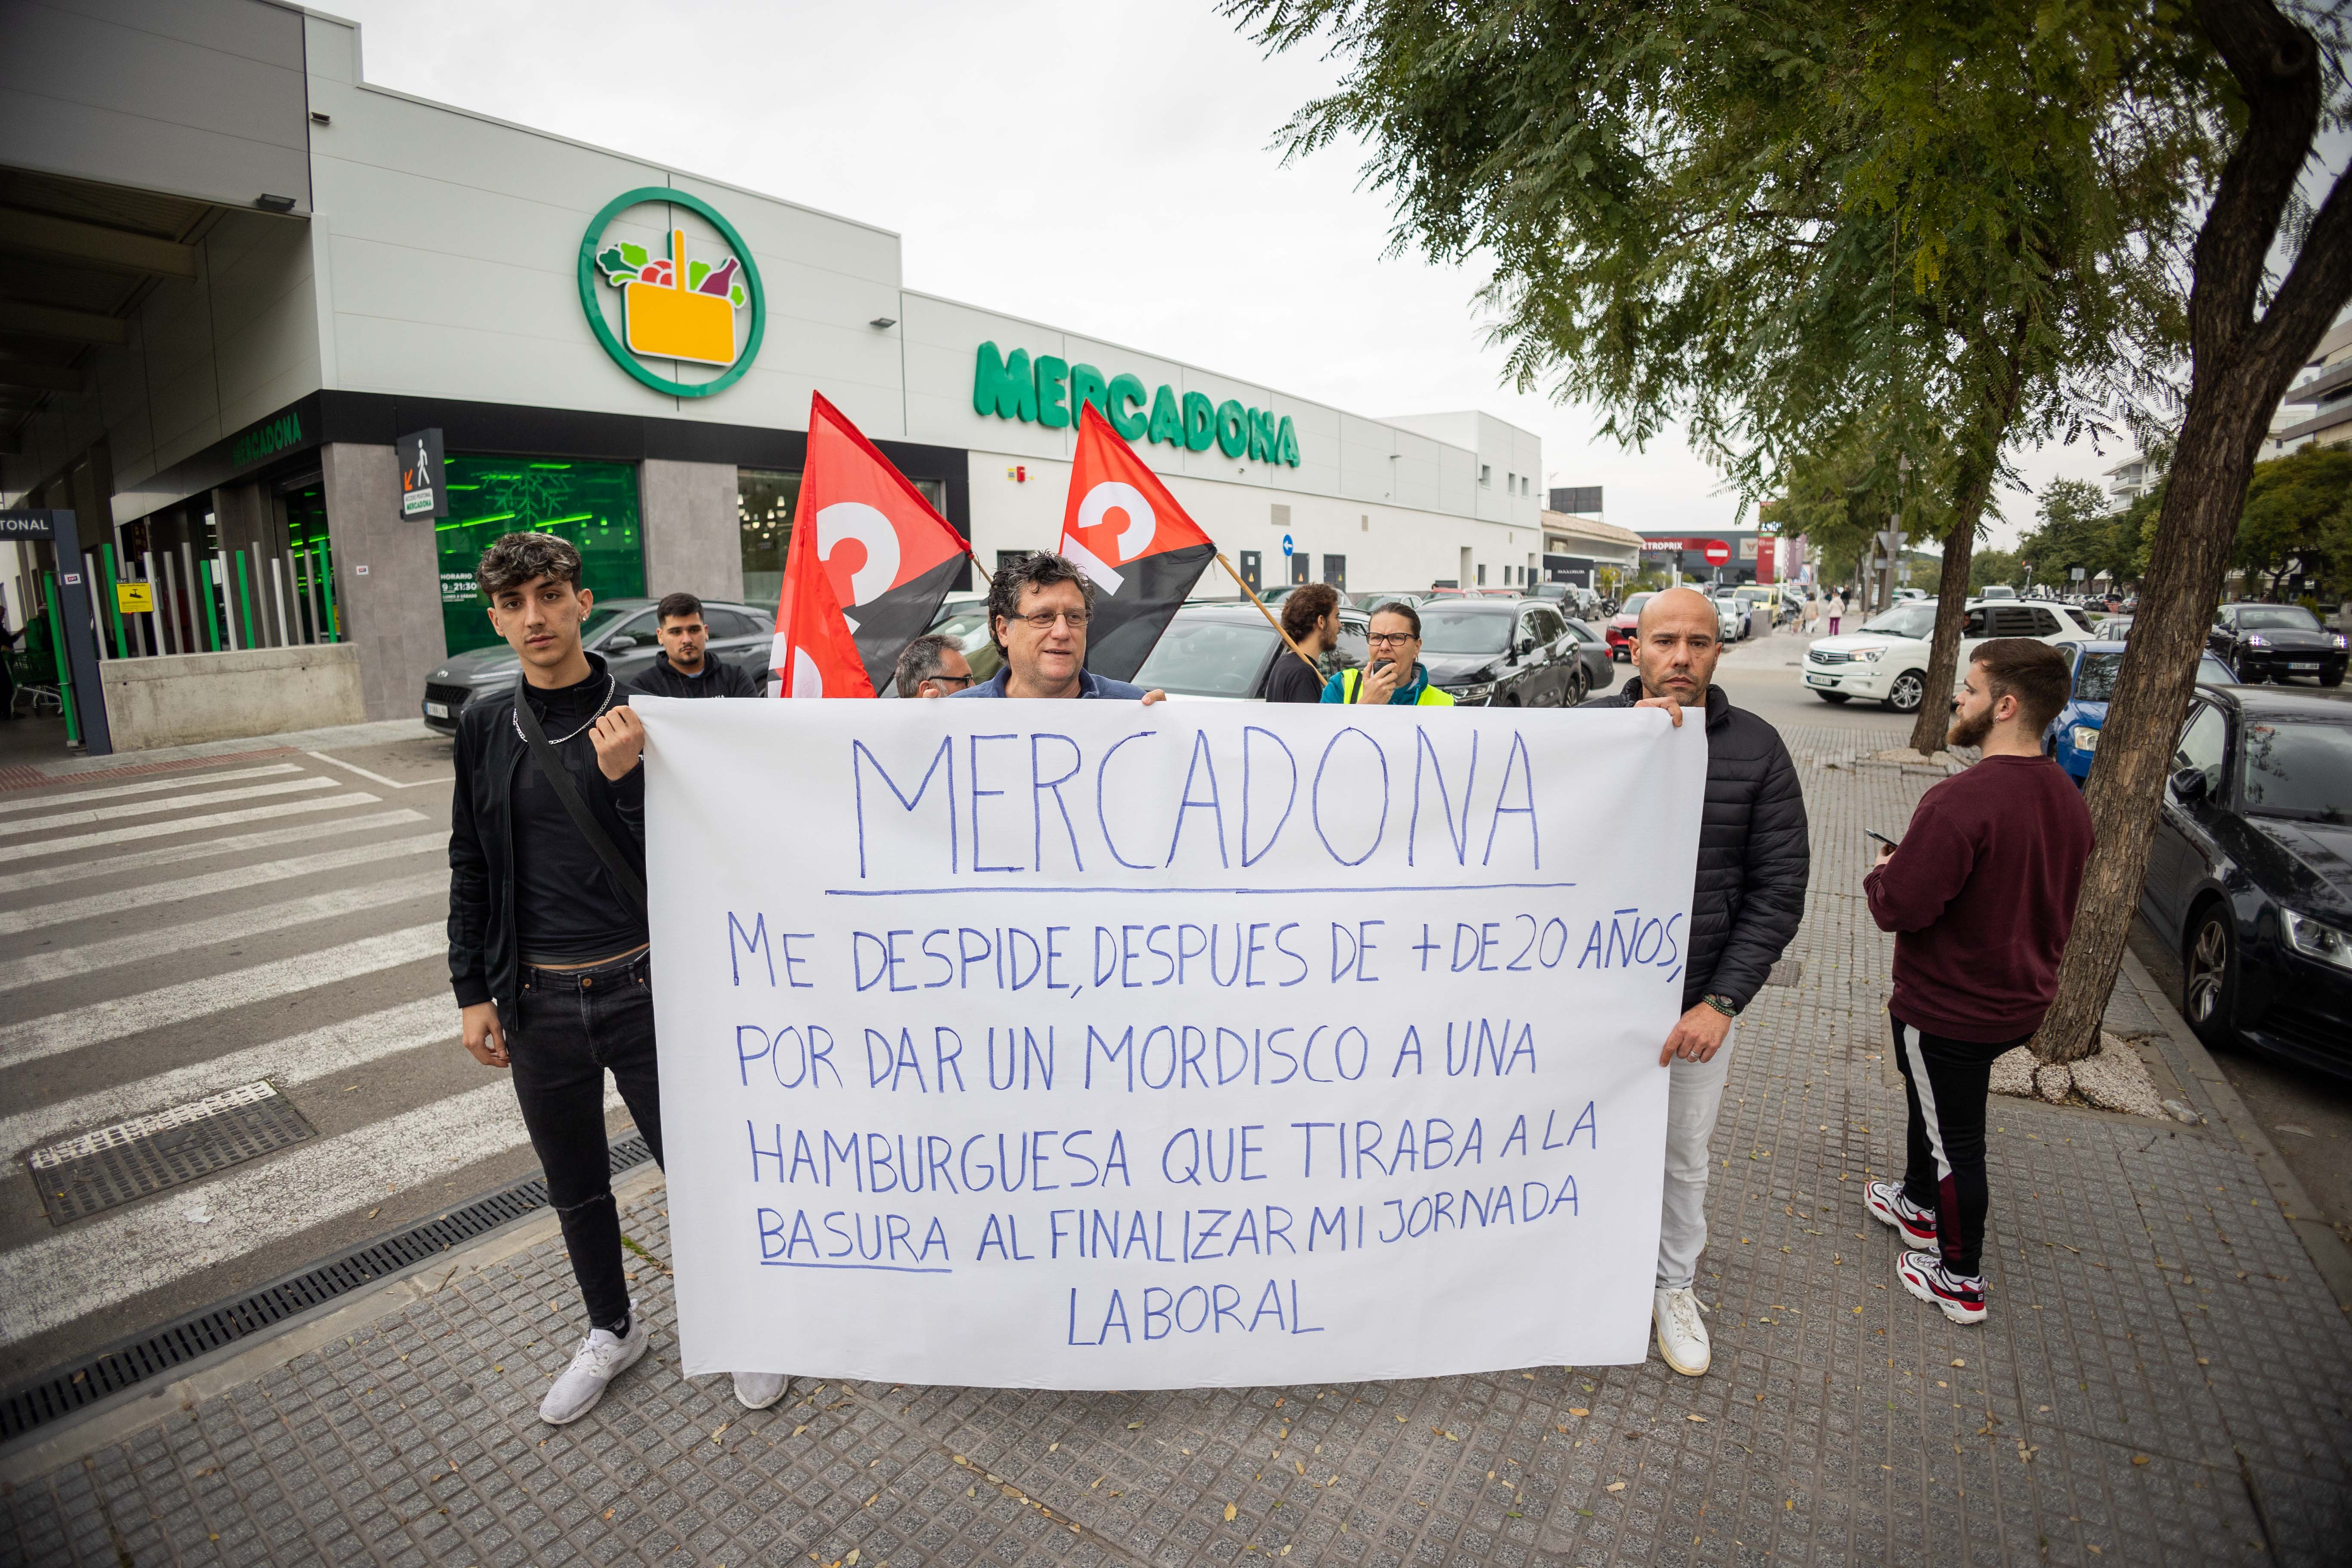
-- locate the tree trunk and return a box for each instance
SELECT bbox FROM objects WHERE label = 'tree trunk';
[2032,0,2352,1063]
[1906,492,1984,753]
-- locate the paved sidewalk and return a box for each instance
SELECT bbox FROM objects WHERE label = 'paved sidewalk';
[5,722,2347,1567]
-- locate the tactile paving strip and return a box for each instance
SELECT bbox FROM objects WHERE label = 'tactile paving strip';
[26,1080,315,1225]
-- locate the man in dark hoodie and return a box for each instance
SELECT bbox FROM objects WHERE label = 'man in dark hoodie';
[629,592,762,699]
[1581,585,1811,1377]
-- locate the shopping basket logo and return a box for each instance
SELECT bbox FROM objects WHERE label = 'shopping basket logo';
[577,187,766,399]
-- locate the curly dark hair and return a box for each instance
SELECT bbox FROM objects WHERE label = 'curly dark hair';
[474,532,583,599]
[1280,582,1341,642]
[986,552,1096,652]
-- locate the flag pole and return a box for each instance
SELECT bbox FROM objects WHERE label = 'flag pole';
[1216,553,1321,675]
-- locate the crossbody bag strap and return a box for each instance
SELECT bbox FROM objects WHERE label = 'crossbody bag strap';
[512,680,648,916]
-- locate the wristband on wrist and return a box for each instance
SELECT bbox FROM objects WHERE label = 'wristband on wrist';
[1702,992,1740,1019]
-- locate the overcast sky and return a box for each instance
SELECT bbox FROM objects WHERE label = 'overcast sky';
[324,0,2341,551]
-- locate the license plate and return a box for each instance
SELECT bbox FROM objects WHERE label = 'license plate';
[1806,674,1834,686]
[2290,662,2320,671]
[424,701,450,718]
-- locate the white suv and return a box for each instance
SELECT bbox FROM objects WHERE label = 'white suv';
[1803,598,2094,713]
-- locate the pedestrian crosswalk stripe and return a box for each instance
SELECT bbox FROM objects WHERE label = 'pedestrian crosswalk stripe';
[0,763,303,817]
[0,833,443,938]
[0,923,444,1071]
[0,997,454,1160]
[0,872,447,995]
[0,1079,621,1354]
[0,792,382,864]
[0,777,340,840]
[0,808,429,898]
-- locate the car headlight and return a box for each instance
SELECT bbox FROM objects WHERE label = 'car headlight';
[2070,725,2101,752]
[2245,634,2268,648]
[2282,910,2352,971]
[2333,634,2348,649]
[1856,647,1883,663]
[1445,682,1494,703]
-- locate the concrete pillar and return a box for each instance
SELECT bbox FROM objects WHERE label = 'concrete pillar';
[322,441,444,721]
[640,457,743,604]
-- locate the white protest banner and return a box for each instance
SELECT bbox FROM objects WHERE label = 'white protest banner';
[637,697,1706,1389]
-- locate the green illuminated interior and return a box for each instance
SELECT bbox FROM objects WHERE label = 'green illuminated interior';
[435,456,644,653]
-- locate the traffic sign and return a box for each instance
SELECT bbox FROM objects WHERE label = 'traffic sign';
[1281,534,1294,557]
[1702,540,1730,567]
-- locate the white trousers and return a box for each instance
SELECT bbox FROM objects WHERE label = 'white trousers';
[1657,1026,1735,1291]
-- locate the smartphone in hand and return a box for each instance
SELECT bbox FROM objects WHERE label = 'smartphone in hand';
[1865,830,1899,852]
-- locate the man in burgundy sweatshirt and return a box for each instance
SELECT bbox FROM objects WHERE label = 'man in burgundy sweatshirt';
[1863,638,2093,1325]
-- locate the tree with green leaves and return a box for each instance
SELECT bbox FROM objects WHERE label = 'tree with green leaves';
[1228,0,2205,755]
[2231,441,2352,598]
[2018,476,2141,589]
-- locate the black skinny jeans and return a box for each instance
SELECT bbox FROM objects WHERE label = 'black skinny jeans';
[511,952,665,1329]
[1889,1012,2028,1278]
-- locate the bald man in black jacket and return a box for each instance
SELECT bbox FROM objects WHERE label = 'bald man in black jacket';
[1582,585,1810,1378]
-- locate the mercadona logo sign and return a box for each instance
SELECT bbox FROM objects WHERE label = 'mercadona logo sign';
[577,188,766,398]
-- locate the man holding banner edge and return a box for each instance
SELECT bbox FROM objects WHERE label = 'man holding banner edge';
[1582,585,1810,1377]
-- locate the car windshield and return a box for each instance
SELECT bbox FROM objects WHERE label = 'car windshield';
[1620,592,1653,619]
[1131,619,1278,697]
[2073,651,2124,702]
[2196,656,2234,686]
[2240,719,2352,822]
[1859,604,1936,639]
[2238,606,2322,632]
[928,609,1005,681]
[1415,608,1514,655]
[579,603,643,642]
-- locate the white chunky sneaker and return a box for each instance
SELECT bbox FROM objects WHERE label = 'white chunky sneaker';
[733,1371,789,1410]
[1864,1179,1939,1249]
[1897,1250,1989,1326]
[538,1308,649,1426]
[1653,1286,1710,1377]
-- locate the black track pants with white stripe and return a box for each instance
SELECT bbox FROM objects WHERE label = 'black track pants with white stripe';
[1890,1014,2031,1279]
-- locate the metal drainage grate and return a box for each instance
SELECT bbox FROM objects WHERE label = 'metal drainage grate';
[0,1133,653,1445]
[29,1082,316,1226]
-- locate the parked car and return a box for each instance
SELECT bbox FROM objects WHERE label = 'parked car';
[422,596,776,732]
[1562,616,1616,698]
[1802,598,2091,714]
[1125,603,1367,701]
[2045,641,2239,784]
[1978,584,2018,600]
[2093,614,2135,640]
[1710,594,1748,643]
[2208,602,2348,686]
[1606,590,1655,661]
[2138,686,2352,1076]
[1410,597,1591,706]
[1350,589,1426,612]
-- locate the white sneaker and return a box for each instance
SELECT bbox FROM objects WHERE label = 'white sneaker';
[539,1307,650,1425]
[733,1371,788,1410]
[1653,1286,1710,1376]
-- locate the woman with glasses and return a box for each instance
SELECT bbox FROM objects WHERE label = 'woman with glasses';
[1320,601,1455,706]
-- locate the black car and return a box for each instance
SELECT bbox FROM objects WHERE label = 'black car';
[2208,602,2348,686]
[1128,602,1369,700]
[2139,686,2352,1076]
[422,597,776,733]
[1411,598,1589,707]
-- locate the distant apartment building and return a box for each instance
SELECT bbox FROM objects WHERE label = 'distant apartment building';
[2266,316,2352,456]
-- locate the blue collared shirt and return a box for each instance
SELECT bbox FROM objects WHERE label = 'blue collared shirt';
[950,667,1147,700]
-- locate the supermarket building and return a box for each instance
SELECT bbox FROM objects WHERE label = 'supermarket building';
[0,0,1546,750]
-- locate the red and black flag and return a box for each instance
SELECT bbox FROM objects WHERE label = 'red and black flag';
[1057,401,1217,681]
[772,392,974,693]
[770,512,873,698]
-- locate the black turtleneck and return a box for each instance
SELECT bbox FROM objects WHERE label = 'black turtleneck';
[512,665,648,965]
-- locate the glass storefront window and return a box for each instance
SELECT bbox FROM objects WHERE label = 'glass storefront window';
[737,468,947,610]
[436,458,644,654]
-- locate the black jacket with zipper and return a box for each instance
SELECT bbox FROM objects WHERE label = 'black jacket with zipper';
[447,652,645,1032]
[631,650,762,700]
[1580,674,1811,1011]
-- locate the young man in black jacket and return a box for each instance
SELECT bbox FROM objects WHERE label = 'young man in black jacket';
[1581,586,1810,1378]
[1265,582,1339,703]
[448,534,784,1424]
[630,591,762,699]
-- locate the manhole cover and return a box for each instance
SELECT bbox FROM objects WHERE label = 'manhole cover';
[28,1081,315,1225]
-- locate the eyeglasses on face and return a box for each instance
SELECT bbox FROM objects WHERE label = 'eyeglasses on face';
[1366,631,1418,647]
[1013,609,1090,630]
[927,673,975,690]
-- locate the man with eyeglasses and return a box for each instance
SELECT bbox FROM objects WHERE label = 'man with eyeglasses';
[951,552,1164,702]
[1321,600,1455,706]
[892,632,974,698]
